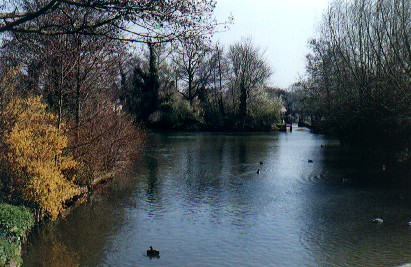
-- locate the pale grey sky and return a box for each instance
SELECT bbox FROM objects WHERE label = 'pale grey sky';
[214,0,330,89]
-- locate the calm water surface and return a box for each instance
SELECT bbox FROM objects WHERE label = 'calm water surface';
[23,128,411,266]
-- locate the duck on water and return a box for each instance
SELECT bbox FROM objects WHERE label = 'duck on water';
[147,246,160,257]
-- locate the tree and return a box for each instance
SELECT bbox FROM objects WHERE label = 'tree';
[172,37,211,106]
[197,43,228,127]
[0,0,219,43]
[127,42,161,123]
[228,38,272,127]
[2,96,80,220]
[0,3,145,187]
[303,0,411,153]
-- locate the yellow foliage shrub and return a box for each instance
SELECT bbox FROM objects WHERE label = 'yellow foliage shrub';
[3,96,80,220]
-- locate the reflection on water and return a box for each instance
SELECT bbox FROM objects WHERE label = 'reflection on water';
[23,128,411,266]
[25,228,80,267]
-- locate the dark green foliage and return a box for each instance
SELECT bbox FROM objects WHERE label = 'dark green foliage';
[128,43,160,124]
[0,236,21,266]
[0,203,34,241]
[0,203,34,266]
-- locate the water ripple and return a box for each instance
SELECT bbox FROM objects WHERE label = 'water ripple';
[22,131,411,267]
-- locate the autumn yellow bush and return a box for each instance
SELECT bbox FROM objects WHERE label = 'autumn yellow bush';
[2,96,80,220]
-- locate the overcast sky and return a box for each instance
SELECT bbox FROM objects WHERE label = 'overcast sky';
[213,0,330,89]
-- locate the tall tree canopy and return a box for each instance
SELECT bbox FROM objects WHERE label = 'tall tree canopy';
[228,38,272,126]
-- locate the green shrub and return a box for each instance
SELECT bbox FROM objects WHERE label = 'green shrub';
[0,204,34,241]
[0,204,33,266]
[0,236,21,266]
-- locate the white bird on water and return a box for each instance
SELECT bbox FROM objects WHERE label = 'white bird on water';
[372,217,383,223]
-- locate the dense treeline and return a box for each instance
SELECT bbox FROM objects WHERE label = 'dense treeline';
[122,37,283,131]
[299,0,410,158]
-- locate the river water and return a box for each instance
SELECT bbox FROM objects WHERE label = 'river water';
[23,128,411,266]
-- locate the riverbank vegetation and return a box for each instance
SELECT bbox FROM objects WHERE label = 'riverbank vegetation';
[0,0,287,265]
[296,0,410,162]
[121,37,283,131]
[0,1,232,265]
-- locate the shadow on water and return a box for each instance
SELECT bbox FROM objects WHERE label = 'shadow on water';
[22,173,142,266]
[23,205,113,266]
[300,137,411,267]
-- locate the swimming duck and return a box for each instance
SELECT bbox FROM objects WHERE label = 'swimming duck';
[372,217,383,223]
[308,159,313,163]
[256,169,260,174]
[147,246,160,256]
[260,161,263,165]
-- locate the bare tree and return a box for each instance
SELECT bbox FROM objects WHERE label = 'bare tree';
[0,0,219,43]
[201,43,229,125]
[303,0,411,152]
[228,38,272,127]
[172,37,211,106]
